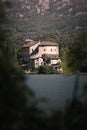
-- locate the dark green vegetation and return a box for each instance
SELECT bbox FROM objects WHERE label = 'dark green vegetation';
[4,14,87,46]
[5,0,87,43]
[61,33,87,74]
[38,65,58,74]
[0,1,38,129]
[4,0,87,49]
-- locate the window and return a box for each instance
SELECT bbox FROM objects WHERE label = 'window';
[35,63,38,65]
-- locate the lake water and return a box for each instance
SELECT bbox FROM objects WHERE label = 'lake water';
[26,74,87,112]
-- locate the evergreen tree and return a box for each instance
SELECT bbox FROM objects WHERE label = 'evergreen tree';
[61,33,87,74]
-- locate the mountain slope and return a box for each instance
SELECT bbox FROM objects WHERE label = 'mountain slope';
[4,0,87,45]
[6,0,87,19]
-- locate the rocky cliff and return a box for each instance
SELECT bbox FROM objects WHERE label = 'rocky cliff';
[6,0,87,19]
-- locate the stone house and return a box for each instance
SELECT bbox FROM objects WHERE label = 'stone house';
[21,39,60,69]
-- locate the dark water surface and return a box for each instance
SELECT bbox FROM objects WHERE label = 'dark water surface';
[26,74,87,111]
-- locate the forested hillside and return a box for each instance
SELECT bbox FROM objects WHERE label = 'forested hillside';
[3,0,87,46]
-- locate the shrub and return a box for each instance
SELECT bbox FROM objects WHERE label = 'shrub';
[38,65,57,74]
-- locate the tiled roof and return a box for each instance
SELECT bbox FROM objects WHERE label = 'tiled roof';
[21,41,37,48]
[39,41,58,46]
[21,41,58,48]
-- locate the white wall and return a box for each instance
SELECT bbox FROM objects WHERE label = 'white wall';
[38,45,59,56]
[50,59,58,65]
[34,58,43,68]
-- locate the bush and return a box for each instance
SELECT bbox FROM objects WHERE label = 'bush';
[38,65,57,74]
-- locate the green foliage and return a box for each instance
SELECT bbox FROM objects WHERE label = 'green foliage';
[34,31,60,43]
[38,65,57,74]
[31,69,38,74]
[61,47,81,74]
[61,47,72,74]
[3,10,87,46]
[61,33,87,74]
[0,60,35,129]
[0,1,38,130]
